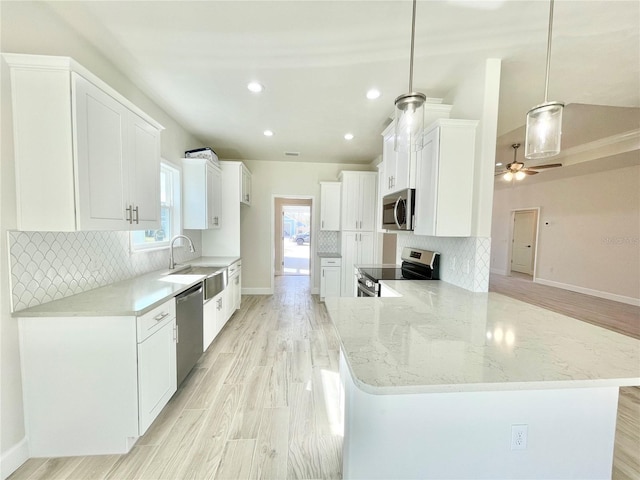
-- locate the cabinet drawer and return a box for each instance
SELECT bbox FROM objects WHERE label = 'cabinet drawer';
[228,260,241,277]
[137,298,176,342]
[321,257,342,267]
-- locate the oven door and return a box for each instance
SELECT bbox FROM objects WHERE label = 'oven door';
[356,274,379,297]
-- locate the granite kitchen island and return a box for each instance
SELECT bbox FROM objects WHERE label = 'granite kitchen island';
[325,281,640,480]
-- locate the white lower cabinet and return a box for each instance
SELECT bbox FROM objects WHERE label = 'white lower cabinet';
[341,232,375,297]
[19,298,177,457]
[320,257,342,300]
[203,296,219,351]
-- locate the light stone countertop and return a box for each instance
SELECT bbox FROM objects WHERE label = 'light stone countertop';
[317,252,341,258]
[325,280,640,395]
[13,256,240,318]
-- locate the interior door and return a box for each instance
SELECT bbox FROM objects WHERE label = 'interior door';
[511,210,537,275]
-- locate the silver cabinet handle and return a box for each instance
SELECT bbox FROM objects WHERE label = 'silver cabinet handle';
[154,312,170,321]
[126,205,133,224]
[321,220,324,229]
[133,206,139,224]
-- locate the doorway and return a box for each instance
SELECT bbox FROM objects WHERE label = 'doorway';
[274,198,312,276]
[510,208,539,277]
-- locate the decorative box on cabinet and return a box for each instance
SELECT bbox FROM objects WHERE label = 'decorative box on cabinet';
[4,53,163,232]
[320,257,342,300]
[182,157,223,229]
[339,171,377,232]
[320,181,341,231]
[414,119,478,237]
[19,298,177,457]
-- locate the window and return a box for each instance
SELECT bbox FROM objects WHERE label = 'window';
[131,161,181,251]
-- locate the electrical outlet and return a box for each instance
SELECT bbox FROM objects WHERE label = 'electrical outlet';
[511,424,528,450]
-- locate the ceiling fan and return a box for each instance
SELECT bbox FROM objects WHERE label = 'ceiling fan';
[496,143,562,181]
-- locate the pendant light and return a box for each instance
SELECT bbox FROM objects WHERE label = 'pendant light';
[394,0,426,153]
[525,0,564,160]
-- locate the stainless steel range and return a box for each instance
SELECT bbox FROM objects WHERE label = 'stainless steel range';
[356,247,440,297]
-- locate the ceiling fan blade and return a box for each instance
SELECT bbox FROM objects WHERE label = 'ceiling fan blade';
[523,169,539,175]
[533,163,563,169]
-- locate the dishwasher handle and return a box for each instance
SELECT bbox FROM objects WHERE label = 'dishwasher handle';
[176,283,203,304]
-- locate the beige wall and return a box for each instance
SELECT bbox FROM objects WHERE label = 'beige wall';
[491,164,640,303]
[1,2,203,474]
[240,160,374,293]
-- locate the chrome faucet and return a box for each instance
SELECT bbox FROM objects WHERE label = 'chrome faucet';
[169,234,196,269]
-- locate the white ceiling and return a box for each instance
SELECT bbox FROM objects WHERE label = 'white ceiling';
[39,0,640,165]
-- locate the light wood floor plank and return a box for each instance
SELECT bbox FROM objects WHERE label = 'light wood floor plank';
[64,455,120,479]
[22,457,83,480]
[228,366,271,440]
[6,458,49,480]
[185,352,235,410]
[250,407,290,480]
[104,446,158,480]
[215,439,256,480]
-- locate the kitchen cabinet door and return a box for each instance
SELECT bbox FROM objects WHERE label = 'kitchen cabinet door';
[74,74,130,230]
[359,174,377,231]
[320,182,341,231]
[321,266,341,300]
[241,164,252,205]
[340,171,377,232]
[129,112,161,229]
[341,232,358,297]
[414,119,477,237]
[183,158,222,229]
[203,298,218,351]
[137,317,177,435]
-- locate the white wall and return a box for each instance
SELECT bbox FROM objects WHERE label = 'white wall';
[0,2,204,477]
[491,164,640,304]
[240,160,374,294]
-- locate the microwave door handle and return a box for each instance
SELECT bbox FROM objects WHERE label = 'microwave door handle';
[393,197,403,229]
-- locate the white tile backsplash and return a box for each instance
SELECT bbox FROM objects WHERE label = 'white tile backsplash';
[8,230,201,311]
[317,230,339,253]
[395,233,491,292]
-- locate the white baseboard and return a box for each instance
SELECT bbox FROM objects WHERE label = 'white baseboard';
[311,287,319,295]
[241,287,273,295]
[1,437,29,480]
[490,268,509,276]
[535,278,640,306]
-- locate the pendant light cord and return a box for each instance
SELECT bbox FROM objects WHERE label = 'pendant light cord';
[543,0,555,103]
[408,0,417,93]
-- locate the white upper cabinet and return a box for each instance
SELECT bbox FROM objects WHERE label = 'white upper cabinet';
[182,158,222,229]
[414,119,478,237]
[320,181,341,231]
[340,171,377,232]
[5,54,163,231]
[380,102,453,198]
[241,164,252,205]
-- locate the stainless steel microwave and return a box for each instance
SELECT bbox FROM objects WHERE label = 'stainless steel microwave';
[382,189,415,231]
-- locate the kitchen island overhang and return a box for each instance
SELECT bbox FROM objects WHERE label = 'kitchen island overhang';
[325,281,640,480]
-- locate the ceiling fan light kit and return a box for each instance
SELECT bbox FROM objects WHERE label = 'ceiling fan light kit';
[525,0,564,160]
[394,0,427,153]
[497,142,563,182]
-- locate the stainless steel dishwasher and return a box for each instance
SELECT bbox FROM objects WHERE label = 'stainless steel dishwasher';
[175,283,203,386]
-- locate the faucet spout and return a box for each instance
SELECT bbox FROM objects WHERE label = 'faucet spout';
[169,234,196,269]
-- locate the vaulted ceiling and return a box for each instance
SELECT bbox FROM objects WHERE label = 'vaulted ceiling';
[6,0,640,166]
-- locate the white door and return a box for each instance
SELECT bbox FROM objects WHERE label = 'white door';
[137,319,177,435]
[74,74,129,230]
[129,112,161,229]
[511,210,537,275]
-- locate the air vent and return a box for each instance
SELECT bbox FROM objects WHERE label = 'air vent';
[284,151,300,157]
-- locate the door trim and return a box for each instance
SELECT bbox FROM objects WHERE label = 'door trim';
[270,194,316,293]
[508,207,540,280]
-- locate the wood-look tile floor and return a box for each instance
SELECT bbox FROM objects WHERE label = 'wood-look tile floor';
[10,274,639,479]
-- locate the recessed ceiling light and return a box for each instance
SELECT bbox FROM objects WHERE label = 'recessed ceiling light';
[496,162,503,166]
[247,82,264,93]
[263,130,274,137]
[344,133,354,140]
[366,89,381,100]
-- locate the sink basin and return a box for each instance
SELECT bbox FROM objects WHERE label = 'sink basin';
[159,274,205,285]
[166,265,228,299]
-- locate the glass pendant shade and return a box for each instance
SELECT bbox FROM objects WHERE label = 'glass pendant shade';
[503,171,513,182]
[394,92,426,153]
[525,101,563,159]
[515,170,526,181]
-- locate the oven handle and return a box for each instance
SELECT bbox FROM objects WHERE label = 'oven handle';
[357,280,377,297]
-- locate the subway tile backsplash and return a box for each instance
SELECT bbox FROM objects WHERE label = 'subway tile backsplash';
[8,230,201,312]
[395,233,491,292]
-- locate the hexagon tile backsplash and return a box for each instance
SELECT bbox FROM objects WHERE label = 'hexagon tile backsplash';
[395,233,491,292]
[8,230,202,312]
